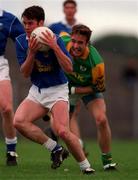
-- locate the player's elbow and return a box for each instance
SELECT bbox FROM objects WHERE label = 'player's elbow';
[23,73,30,78]
[65,66,73,73]
[20,68,30,78]
[21,70,30,78]
[64,62,73,73]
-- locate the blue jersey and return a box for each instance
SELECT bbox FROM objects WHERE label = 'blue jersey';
[49,22,72,35]
[0,9,25,56]
[16,34,72,89]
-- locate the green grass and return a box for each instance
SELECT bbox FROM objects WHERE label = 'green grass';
[0,139,138,180]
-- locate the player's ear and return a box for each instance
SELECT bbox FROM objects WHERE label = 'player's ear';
[39,20,44,26]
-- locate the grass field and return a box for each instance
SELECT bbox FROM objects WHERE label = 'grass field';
[0,139,138,180]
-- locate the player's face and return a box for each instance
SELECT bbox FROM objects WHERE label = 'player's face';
[63,3,77,20]
[22,16,43,37]
[70,34,88,57]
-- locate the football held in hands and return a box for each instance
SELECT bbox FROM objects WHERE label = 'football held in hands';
[31,26,54,52]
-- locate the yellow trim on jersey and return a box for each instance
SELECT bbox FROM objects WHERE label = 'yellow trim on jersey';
[66,41,72,52]
[92,63,105,92]
[59,32,70,37]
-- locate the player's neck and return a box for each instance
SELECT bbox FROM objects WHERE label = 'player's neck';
[66,18,76,26]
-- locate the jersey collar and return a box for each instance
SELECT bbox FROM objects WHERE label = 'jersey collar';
[62,18,78,28]
[66,42,89,59]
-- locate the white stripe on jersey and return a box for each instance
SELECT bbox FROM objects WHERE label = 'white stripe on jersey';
[0,9,3,16]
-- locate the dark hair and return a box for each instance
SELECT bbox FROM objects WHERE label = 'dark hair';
[71,24,92,43]
[63,0,77,7]
[22,6,45,22]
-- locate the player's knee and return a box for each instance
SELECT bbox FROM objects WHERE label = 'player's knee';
[13,115,25,130]
[0,103,12,114]
[57,128,68,140]
[96,114,108,127]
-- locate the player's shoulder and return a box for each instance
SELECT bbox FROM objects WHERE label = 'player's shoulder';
[16,33,26,43]
[16,33,28,50]
[60,32,71,46]
[60,31,70,37]
[2,10,16,21]
[88,44,103,63]
[49,21,63,28]
[17,33,26,38]
[88,44,99,54]
[49,22,66,33]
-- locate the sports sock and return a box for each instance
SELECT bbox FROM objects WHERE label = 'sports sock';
[102,152,112,166]
[78,159,90,170]
[43,138,61,152]
[79,139,84,148]
[5,137,17,152]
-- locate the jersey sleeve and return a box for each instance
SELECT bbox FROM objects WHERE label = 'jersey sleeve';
[90,46,105,92]
[10,17,25,41]
[49,23,61,35]
[49,23,56,33]
[60,34,71,48]
[15,37,27,65]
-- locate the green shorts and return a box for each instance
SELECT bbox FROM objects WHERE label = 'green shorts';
[70,93,104,112]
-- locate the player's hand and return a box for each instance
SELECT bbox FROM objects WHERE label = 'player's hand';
[40,31,57,50]
[29,36,42,54]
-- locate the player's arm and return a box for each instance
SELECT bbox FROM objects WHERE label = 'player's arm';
[90,46,106,92]
[40,31,73,73]
[92,63,105,92]
[73,64,105,94]
[70,86,93,95]
[53,42,73,73]
[20,37,41,78]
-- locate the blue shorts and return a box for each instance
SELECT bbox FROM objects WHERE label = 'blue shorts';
[70,93,104,113]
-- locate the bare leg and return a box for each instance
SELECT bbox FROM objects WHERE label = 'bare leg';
[14,99,50,144]
[87,98,117,170]
[70,101,81,138]
[51,101,86,162]
[0,80,16,138]
[0,80,17,165]
[87,98,111,153]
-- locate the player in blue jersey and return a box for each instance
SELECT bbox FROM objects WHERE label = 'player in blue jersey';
[45,0,88,156]
[49,0,78,35]
[0,9,25,165]
[14,6,94,173]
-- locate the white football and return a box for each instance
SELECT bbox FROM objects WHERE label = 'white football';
[31,26,54,52]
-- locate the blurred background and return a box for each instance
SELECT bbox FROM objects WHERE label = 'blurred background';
[0,0,138,139]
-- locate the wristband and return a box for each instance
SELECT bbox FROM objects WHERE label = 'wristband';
[71,87,75,94]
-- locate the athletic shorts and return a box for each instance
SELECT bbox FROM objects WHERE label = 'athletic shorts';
[70,93,104,112]
[0,56,10,81]
[26,83,69,110]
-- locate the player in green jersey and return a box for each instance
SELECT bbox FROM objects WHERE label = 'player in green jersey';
[61,24,117,170]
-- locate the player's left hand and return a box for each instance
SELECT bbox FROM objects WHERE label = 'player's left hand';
[40,31,57,50]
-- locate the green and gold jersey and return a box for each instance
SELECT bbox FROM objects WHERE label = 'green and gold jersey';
[61,34,105,92]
